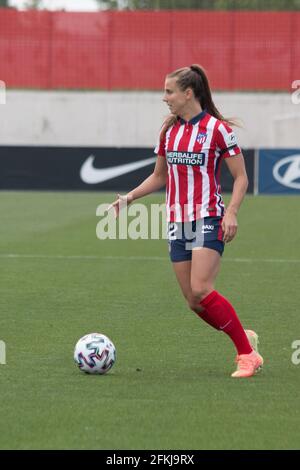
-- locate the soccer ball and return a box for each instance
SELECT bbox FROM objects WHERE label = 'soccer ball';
[74,333,116,375]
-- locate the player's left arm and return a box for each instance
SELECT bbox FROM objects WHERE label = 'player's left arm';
[222,153,249,243]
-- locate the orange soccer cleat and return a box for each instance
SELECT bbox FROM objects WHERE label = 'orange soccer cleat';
[231,330,264,378]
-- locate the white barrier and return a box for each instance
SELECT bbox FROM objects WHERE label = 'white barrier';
[0,90,298,148]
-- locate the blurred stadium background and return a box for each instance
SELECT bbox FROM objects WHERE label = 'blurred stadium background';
[0,0,300,191]
[0,0,300,451]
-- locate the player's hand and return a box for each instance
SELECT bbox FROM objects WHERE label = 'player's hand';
[222,210,238,243]
[107,193,133,218]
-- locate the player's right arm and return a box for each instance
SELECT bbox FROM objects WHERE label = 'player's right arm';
[108,155,167,218]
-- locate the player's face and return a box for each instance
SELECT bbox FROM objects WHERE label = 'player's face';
[163,77,189,116]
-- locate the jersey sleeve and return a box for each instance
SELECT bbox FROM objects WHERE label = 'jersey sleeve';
[154,135,166,157]
[216,122,241,158]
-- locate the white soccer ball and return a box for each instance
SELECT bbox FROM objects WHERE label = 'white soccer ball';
[74,333,116,374]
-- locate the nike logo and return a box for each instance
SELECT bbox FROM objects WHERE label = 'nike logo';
[80,155,156,184]
[219,320,232,330]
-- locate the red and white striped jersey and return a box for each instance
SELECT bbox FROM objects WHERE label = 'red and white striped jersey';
[154,110,241,222]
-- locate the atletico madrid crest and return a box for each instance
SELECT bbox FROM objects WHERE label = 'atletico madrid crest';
[196,132,207,144]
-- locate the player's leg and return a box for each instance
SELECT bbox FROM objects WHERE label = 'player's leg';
[189,247,221,313]
[169,221,220,314]
[168,221,194,307]
[172,260,192,304]
[190,247,263,377]
[190,246,252,347]
[169,217,263,377]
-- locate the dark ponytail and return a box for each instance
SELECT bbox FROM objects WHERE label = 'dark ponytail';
[189,64,227,122]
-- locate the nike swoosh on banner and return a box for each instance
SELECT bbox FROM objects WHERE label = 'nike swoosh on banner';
[80,155,156,184]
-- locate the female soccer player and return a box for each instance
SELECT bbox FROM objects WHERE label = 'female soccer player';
[109,64,263,378]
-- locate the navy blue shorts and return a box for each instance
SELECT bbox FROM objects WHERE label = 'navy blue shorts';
[167,217,224,262]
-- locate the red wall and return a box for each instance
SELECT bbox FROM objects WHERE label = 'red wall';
[0,9,298,90]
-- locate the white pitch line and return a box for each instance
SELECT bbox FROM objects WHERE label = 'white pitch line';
[0,253,165,261]
[224,258,300,264]
[0,253,299,264]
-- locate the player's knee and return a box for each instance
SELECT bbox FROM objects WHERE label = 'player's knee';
[188,298,205,314]
[189,285,211,309]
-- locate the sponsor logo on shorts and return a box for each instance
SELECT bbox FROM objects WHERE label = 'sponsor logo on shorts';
[202,224,214,234]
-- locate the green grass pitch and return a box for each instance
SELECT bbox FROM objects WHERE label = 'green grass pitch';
[0,191,299,450]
